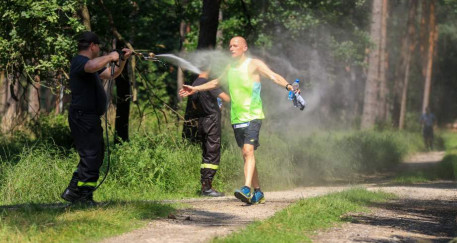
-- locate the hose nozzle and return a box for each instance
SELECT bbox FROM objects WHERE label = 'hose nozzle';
[133,51,157,60]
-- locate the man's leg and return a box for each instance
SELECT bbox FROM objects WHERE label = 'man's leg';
[62,109,103,205]
[242,145,265,204]
[242,144,257,188]
[200,115,223,197]
[234,120,263,203]
[252,166,260,189]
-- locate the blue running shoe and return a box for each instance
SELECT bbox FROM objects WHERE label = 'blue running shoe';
[234,186,252,203]
[250,189,265,204]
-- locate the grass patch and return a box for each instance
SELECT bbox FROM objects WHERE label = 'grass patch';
[213,188,395,243]
[441,132,457,181]
[0,201,178,243]
[391,131,457,184]
[391,172,430,184]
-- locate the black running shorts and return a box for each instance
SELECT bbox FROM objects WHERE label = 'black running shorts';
[232,119,262,150]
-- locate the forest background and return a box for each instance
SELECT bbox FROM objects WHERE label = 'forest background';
[0,0,456,205]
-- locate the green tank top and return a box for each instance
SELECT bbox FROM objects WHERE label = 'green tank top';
[227,58,265,124]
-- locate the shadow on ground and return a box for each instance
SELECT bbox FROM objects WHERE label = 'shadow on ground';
[0,200,176,235]
[343,197,457,242]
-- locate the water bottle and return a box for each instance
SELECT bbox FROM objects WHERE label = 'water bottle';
[288,79,300,100]
[288,79,306,111]
[292,79,300,91]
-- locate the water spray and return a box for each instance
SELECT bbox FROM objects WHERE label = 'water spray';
[132,51,202,74]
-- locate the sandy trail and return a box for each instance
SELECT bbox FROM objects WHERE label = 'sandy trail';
[100,151,456,243]
[313,151,457,243]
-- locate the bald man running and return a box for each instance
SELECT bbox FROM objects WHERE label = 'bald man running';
[179,36,295,204]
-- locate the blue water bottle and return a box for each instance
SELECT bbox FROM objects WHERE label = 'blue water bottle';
[288,79,300,100]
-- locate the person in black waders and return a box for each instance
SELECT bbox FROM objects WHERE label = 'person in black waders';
[190,64,230,197]
[61,31,132,205]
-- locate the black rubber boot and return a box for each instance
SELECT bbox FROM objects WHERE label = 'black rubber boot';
[61,185,97,206]
[73,186,97,206]
[61,171,79,202]
[201,179,224,197]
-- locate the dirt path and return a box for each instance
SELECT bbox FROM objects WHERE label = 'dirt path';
[100,151,456,243]
[312,151,457,243]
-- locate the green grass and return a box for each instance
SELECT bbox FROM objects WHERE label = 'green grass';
[0,113,425,242]
[391,172,430,184]
[0,201,178,243]
[213,188,395,243]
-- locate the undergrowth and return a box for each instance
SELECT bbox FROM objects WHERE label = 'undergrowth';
[0,113,424,205]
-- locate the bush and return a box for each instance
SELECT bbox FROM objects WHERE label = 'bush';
[0,144,76,204]
[27,113,73,149]
[289,130,423,182]
[438,132,457,180]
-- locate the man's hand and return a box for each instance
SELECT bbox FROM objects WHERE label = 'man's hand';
[109,51,120,62]
[286,84,301,94]
[179,85,197,97]
[122,48,133,60]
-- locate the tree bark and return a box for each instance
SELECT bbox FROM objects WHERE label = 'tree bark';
[377,0,388,121]
[361,0,383,129]
[398,0,417,130]
[80,3,91,31]
[197,0,222,49]
[0,70,7,114]
[421,0,437,113]
[28,74,40,118]
[419,1,430,78]
[1,74,20,133]
[216,9,223,49]
[177,20,190,103]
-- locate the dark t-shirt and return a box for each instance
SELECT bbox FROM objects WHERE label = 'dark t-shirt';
[190,77,223,117]
[69,55,107,115]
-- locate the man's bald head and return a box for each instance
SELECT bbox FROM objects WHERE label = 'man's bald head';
[231,36,247,47]
[229,36,248,59]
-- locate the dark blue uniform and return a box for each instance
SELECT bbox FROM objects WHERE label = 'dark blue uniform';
[67,55,106,188]
[190,77,223,190]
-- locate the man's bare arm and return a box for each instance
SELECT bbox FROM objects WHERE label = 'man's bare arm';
[218,92,230,103]
[84,53,118,74]
[179,66,230,97]
[99,48,133,79]
[253,59,293,91]
[179,79,221,97]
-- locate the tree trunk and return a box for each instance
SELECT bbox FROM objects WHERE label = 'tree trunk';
[0,70,7,114]
[197,0,222,49]
[419,1,430,78]
[377,0,388,121]
[114,59,130,143]
[177,20,190,103]
[361,0,383,129]
[182,0,221,141]
[398,0,417,130]
[28,74,40,118]
[97,0,139,142]
[216,9,223,49]
[421,0,437,113]
[1,74,20,133]
[80,3,91,31]
[54,74,64,114]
